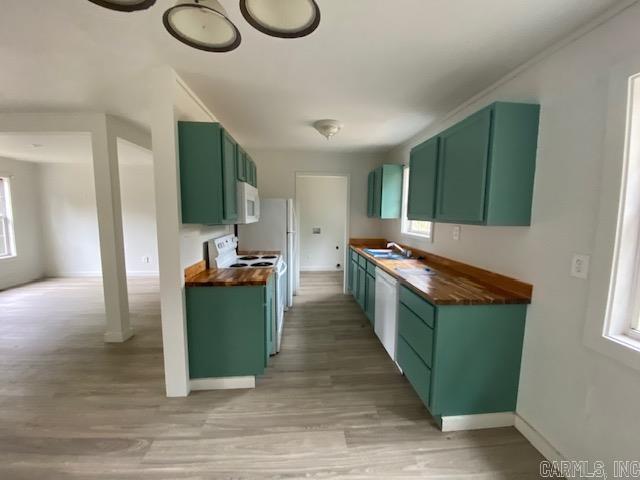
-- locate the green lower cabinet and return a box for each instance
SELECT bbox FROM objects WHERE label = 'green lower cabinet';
[185,276,274,379]
[397,285,526,417]
[365,272,376,326]
[357,265,367,309]
[264,275,275,363]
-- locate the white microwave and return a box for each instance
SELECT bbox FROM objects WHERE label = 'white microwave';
[237,181,260,224]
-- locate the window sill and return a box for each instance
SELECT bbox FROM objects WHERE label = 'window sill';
[0,254,17,261]
[606,332,640,354]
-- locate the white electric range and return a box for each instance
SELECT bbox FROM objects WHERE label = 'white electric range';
[207,234,287,354]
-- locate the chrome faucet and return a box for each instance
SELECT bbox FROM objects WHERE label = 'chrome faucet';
[387,242,412,258]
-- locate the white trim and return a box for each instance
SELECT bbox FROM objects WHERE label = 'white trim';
[48,271,159,278]
[514,415,565,465]
[294,171,351,294]
[104,327,135,343]
[439,412,514,432]
[190,376,255,391]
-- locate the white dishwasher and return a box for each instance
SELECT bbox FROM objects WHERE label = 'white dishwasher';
[375,267,399,361]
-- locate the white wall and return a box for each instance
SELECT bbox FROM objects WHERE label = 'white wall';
[39,162,159,277]
[0,157,43,290]
[383,4,640,472]
[249,149,386,240]
[297,175,348,271]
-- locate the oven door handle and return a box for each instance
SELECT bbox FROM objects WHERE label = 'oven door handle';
[277,261,288,277]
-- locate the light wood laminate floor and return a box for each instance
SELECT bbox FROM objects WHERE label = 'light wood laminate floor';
[0,273,544,479]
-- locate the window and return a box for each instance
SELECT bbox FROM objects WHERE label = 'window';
[603,72,640,347]
[400,166,432,239]
[0,177,16,258]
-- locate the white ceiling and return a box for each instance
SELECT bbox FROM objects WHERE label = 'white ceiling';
[0,0,626,152]
[0,133,152,166]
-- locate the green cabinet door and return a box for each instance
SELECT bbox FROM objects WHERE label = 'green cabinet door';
[367,171,375,217]
[252,159,258,187]
[379,164,403,219]
[436,107,492,223]
[264,274,275,364]
[221,130,238,223]
[408,137,439,221]
[373,167,382,216]
[365,272,376,325]
[246,157,257,187]
[236,147,247,182]
[186,285,266,378]
[178,122,224,225]
[357,265,367,309]
[350,259,359,297]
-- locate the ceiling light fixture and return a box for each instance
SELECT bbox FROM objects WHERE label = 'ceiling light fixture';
[87,0,156,12]
[240,0,320,39]
[163,0,241,52]
[314,120,342,140]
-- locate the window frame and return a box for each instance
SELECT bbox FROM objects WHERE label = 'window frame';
[400,165,433,241]
[584,56,640,371]
[0,176,16,260]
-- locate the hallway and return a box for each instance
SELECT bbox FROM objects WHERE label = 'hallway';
[0,273,543,478]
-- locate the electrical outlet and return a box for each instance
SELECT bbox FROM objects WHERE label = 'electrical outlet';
[571,254,590,279]
[452,225,461,241]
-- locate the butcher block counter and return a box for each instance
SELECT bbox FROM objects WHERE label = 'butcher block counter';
[185,251,280,287]
[350,240,531,306]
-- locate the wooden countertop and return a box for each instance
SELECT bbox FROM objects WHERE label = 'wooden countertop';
[350,241,531,306]
[185,251,280,287]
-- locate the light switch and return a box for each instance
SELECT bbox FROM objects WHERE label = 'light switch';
[571,254,590,279]
[452,225,461,241]
[312,227,321,234]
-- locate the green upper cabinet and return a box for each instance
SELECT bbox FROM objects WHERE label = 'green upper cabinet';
[178,121,238,225]
[367,171,375,217]
[244,155,257,187]
[408,137,439,221]
[236,146,247,182]
[409,102,539,226]
[367,164,403,219]
[221,130,239,223]
[437,108,492,223]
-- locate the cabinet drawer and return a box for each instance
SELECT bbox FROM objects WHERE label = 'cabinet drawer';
[358,254,367,267]
[398,303,433,367]
[366,260,377,276]
[399,286,435,328]
[351,249,359,261]
[397,335,431,408]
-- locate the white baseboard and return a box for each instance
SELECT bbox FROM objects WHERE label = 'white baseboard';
[440,412,515,432]
[514,414,565,464]
[190,376,255,391]
[104,327,135,343]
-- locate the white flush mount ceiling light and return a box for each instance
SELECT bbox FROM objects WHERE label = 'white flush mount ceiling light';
[163,0,241,52]
[240,0,320,38]
[314,120,342,140]
[87,0,156,12]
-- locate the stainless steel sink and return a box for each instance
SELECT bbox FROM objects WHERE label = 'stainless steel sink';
[363,248,406,260]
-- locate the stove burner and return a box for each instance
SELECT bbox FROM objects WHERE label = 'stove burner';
[252,262,274,267]
[261,255,277,259]
[229,263,248,268]
[239,256,259,260]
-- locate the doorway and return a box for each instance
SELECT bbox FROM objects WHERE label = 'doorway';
[295,174,349,288]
